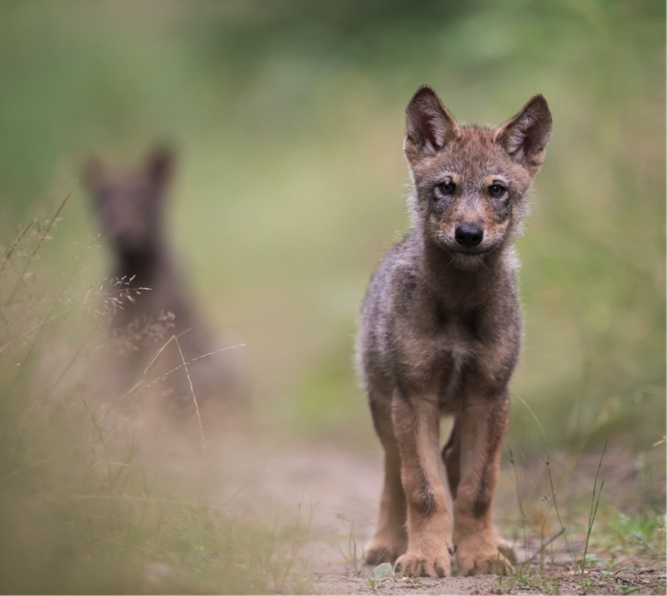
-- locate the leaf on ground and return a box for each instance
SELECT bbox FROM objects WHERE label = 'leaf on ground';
[373,562,393,578]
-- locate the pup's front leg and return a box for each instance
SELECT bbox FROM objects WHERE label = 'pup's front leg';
[452,396,513,576]
[365,398,408,565]
[391,394,452,578]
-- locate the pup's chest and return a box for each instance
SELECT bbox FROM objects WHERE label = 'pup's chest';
[394,305,496,402]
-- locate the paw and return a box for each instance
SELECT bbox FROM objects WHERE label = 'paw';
[394,551,451,578]
[364,539,405,565]
[456,544,514,576]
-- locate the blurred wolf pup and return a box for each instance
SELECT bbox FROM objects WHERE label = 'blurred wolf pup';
[84,146,243,417]
[357,86,552,577]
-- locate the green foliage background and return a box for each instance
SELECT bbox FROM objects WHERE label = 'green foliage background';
[0,0,664,458]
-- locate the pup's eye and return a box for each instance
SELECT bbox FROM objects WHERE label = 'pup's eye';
[489,184,506,198]
[437,181,456,195]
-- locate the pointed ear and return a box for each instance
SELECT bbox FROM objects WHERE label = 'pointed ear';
[404,85,460,163]
[494,94,552,176]
[146,145,174,191]
[81,155,104,190]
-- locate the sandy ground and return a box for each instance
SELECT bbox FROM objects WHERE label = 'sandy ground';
[144,426,665,596]
[210,433,513,594]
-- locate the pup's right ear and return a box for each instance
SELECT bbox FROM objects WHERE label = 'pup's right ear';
[404,85,459,164]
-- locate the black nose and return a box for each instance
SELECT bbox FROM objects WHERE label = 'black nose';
[454,224,484,248]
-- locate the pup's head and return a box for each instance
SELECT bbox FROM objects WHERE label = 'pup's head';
[404,85,552,268]
[83,146,174,254]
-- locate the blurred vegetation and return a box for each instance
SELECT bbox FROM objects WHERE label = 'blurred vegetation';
[1,0,664,443]
[0,0,663,449]
[0,0,664,589]
[0,201,318,594]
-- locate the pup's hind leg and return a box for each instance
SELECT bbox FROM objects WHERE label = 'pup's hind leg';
[442,420,461,498]
[365,396,408,565]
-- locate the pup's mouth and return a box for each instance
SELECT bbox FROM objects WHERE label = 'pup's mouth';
[434,231,490,257]
[450,247,489,256]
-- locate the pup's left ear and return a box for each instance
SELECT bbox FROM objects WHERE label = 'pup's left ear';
[494,95,552,176]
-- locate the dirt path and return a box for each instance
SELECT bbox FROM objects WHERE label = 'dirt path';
[192,433,555,595]
[142,423,664,595]
[180,437,667,596]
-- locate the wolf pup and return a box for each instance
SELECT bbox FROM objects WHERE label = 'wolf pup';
[357,86,552,577]
[84,147,242,410]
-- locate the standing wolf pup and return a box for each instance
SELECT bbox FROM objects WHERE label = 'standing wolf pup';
[357,85,552,577]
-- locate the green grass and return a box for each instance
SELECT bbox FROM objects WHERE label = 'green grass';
[498,505,667,595]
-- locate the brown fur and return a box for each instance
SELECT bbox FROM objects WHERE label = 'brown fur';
[357,86,552,576]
